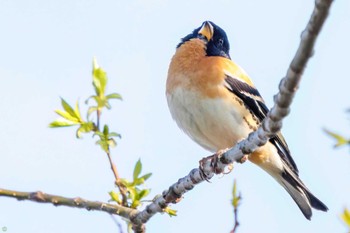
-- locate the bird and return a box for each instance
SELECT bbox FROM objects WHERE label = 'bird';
[166,21,328,219]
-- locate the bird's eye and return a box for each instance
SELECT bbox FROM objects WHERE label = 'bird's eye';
[218,38,224,46]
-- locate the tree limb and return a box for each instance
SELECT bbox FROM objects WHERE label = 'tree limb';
[130,0,333,232]
[0,188,138,220]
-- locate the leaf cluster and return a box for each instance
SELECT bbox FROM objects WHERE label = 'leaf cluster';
[324,129,350,148]
[109,159,152,209]
[49,58,122,152]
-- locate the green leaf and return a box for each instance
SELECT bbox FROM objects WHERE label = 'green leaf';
[341,208,350,228]
[92,57,99,70]
[109,132,121,138]
[163,207,177,217]
[131,199,140,209]
[139,173,152,182]
[96,140,109,153]
[61,98,77,119]
[76,122,94,138]
[74,101,82,120]
[103,125,109,136]
[133,159,142,180]
[128,186,137,201]
[137,189,150,200]
[54,109,80,122]
[49,119,79,128]
[109,191,122,205]
[133,178,144,186]
[231,180,241,208]
[324,129,349,147]
[108,138,117,147]
[105,101,111,109]
[106,93,122,100]
[92,58,107,96]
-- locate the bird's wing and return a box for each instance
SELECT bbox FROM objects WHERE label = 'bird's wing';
[224,74,299,173]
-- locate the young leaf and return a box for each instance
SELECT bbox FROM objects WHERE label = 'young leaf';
[108,132,121,138]
[324,129,349,147]
[231,180,241,208]
[103,124,109,136]
[137,189,150,200]
[128,186,137,202]
[139,173,152,182]
[106,93,122,100]
[133,159,142,180]
[74,101,82,120]
[108,138,117,147]
[131,199,140,209]
[92,58,107,97]
[105,101,111,109]
[61,98,77,119]
[54,109,80,122]
[96,140,109,153]
[49,119,79,128]
[341,208,350,229]
[109,191,122,205]
[163,207,177,217]
[76,122,94,138]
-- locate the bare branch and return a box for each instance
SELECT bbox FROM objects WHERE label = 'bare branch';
[130,0,333,231]
[0,188,138,220]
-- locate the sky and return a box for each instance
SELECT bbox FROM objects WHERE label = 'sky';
[0,0,350,233]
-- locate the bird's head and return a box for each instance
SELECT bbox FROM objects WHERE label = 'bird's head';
[177,21,231,59]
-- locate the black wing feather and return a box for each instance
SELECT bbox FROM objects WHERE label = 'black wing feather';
[225,75,298,173]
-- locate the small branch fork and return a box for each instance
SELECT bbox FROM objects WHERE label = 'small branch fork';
[0,0,333,232]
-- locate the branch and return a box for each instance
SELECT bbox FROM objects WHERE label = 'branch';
[107,150,129,207]
[0,188,138,220]
[131,0,333,231]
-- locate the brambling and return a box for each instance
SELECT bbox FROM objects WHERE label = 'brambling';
[166,21,328,219]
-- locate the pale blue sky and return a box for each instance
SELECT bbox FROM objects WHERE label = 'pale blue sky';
[1,0,349,232]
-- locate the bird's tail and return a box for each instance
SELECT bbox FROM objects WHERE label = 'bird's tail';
[279,166,328,220]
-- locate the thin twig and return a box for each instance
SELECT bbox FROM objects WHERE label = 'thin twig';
[109,214,125,233]
[96,109,101,130]
[95,108,128,206]
[230,194,241,233]
[107,150,129,206]
[231,207,239,233]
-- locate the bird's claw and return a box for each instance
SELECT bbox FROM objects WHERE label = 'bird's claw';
[199,148,235,177]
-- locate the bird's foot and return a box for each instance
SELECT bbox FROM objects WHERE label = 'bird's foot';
[199,148,234,178]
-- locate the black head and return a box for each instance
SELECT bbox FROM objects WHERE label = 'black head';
[177,21,231,59]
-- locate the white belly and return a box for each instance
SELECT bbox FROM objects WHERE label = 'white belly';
[167,87,254,152]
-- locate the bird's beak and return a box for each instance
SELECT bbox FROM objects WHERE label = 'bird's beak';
[198,21,214,41]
